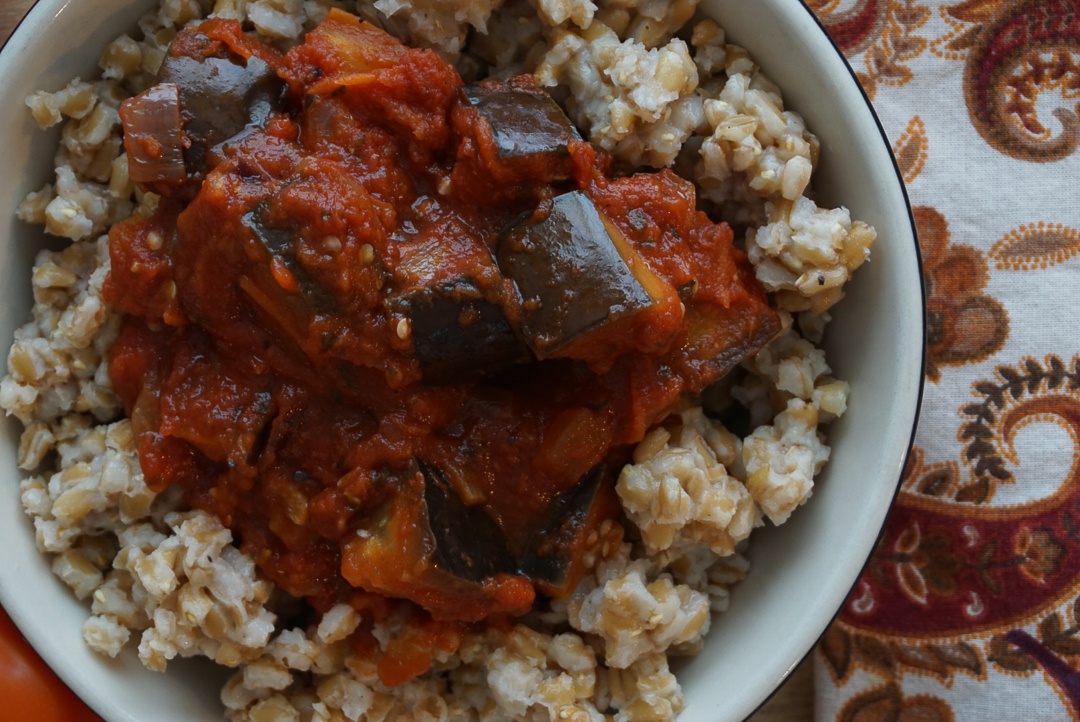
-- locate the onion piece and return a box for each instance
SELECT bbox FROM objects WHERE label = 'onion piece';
[119,83,186,185]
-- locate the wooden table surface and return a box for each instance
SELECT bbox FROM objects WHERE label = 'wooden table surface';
[0,1,813,719]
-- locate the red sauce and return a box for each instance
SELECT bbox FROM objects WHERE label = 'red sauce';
[105,9,779,679]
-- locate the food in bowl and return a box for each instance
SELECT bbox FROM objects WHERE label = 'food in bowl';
[1,0,875,719]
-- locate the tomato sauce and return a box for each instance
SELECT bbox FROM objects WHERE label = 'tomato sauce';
[106,8,779,677]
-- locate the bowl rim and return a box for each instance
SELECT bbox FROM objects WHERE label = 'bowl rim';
[0,0,927,719]
[737,3,926,716]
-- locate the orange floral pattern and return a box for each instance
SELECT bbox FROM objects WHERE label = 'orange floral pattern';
[811,1,1080,719]
[991,222,1080,271]
[917,206,1009,383]
[893,116,929,183]
[816,0,932,98]
[837,684,956,722]
[935,0,1080,161]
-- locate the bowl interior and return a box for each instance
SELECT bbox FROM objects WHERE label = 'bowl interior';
[0,1,227,720]
[674,2,922,720]
[0,1,922,720]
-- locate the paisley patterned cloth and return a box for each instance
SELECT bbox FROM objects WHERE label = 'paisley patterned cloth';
[807,1,1080,720]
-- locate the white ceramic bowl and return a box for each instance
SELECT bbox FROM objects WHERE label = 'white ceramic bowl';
[0,1,923,720]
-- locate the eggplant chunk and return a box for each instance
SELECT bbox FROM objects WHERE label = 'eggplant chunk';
[120,83,187,185]
[241,202,337,314]
[388,281,530,384]
[672,299,782,385]
[418,460,517,582]
[518,464,610,597]
[157,43,284,176]
[462,84,580,162]
[498,191,668,360]
[341,460,525,620]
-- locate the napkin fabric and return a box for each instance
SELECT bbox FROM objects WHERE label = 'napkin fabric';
[810,1,1080,720]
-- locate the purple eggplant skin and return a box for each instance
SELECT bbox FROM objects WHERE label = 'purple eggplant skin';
[388,281,531,385]
[241,202,339,315]
[417,459,518,583]
[157,47,285,176]
[418,459,607,591]
[497,191,655,359]
[517,464,605,591]
[462,84,581,162]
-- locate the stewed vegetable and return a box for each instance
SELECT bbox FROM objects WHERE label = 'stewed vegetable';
[498,190,680,362]
[120,20,285,198]
[106,9,780,680]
